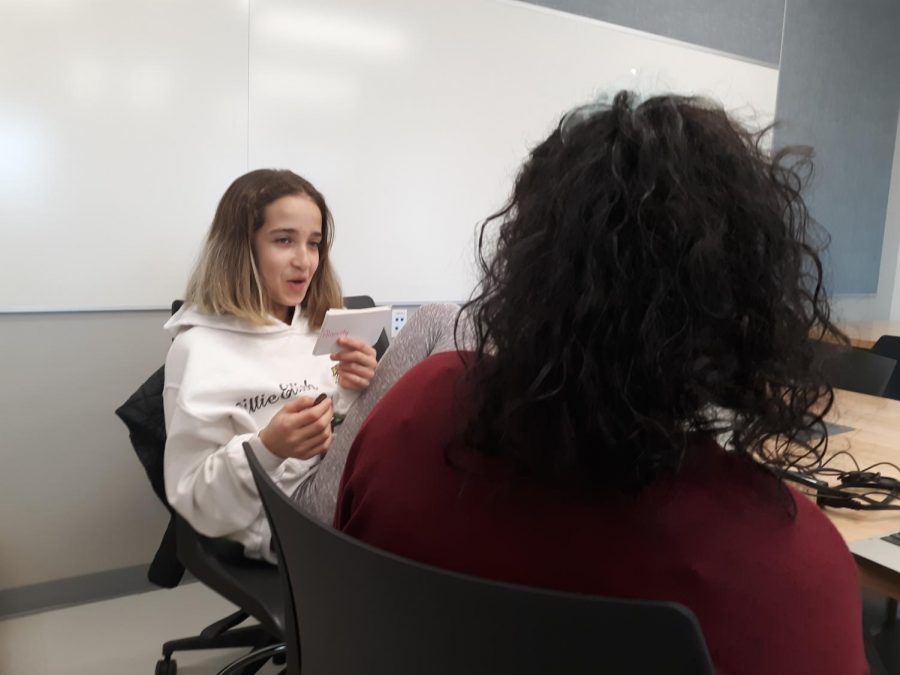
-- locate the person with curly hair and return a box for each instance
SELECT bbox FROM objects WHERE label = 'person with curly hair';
[335,92,867,674]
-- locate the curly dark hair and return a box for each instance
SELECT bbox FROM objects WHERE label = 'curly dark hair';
[458,91,844,493]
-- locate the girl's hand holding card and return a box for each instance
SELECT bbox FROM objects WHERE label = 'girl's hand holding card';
[331,336,377,391]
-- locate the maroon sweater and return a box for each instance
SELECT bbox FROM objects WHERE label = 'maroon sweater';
[336,352,867,675]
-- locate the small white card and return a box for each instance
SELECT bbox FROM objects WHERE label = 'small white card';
[312,306,391,356]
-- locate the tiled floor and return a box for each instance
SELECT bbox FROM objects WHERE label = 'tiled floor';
[0,583,281,675]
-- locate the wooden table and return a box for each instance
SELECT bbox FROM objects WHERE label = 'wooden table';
[835,321,900,349]
[821,388,900,597]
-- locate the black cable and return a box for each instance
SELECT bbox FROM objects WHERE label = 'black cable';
[780,470,900,512]
[814,494,900,511]
[839,473,900,492]
[856,460,900,476]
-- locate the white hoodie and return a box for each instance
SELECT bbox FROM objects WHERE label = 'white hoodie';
[162,303,359,563]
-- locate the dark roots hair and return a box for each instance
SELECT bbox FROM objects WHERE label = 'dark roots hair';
[459,91,843,493]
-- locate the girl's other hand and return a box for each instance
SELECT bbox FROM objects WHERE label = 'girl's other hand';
[259,395,333,459]
[331,336,377,391]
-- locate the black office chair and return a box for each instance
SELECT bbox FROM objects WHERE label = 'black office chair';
[812,341,897,397]
[235,443,715,675]
[115,296,388,675]
[870,335,900,400]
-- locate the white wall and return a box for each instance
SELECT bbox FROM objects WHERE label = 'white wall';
[0,0,247,312]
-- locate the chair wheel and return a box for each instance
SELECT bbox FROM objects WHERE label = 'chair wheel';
[155,658,177,675]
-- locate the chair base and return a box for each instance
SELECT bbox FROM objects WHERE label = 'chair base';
[159,610,280,675]
[215,643,287,675]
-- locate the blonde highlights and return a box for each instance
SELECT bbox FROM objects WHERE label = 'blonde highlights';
[186,169,342,328]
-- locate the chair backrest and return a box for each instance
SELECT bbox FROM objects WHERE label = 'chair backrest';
[871,335,900,400]
[245,444,714,675]
[812,341,897,397]
[115,364,169,506]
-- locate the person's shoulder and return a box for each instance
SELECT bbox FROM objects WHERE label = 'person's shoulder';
[690,448,865,668]
[685,441,858,583]
[164,317,243,379]
[777,487,866,669]
[337,351,474,528]
[165,327,203,387]
[356,351,470,438]
[166,322,216,360]
[412,350,470,379]
[752,477,860,605]
[789,484,858,563]
[384,350,470,403]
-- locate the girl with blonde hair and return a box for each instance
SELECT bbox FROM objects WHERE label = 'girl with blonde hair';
[163,169,378,563]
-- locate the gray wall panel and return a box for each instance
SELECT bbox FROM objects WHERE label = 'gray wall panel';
[519,0,785,65]
[0,311,171,590]
[773,0,900,295]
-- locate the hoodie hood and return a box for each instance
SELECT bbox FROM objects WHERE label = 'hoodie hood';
[164,303,310,338]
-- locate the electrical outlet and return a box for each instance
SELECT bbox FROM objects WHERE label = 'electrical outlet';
[391,308,407,337]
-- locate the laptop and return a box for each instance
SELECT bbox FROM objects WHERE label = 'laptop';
[849,532,900,571]
[794,421,855,442]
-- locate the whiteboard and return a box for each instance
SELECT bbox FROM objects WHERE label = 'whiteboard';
[0,0,778,311]
[0,0,248,312]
